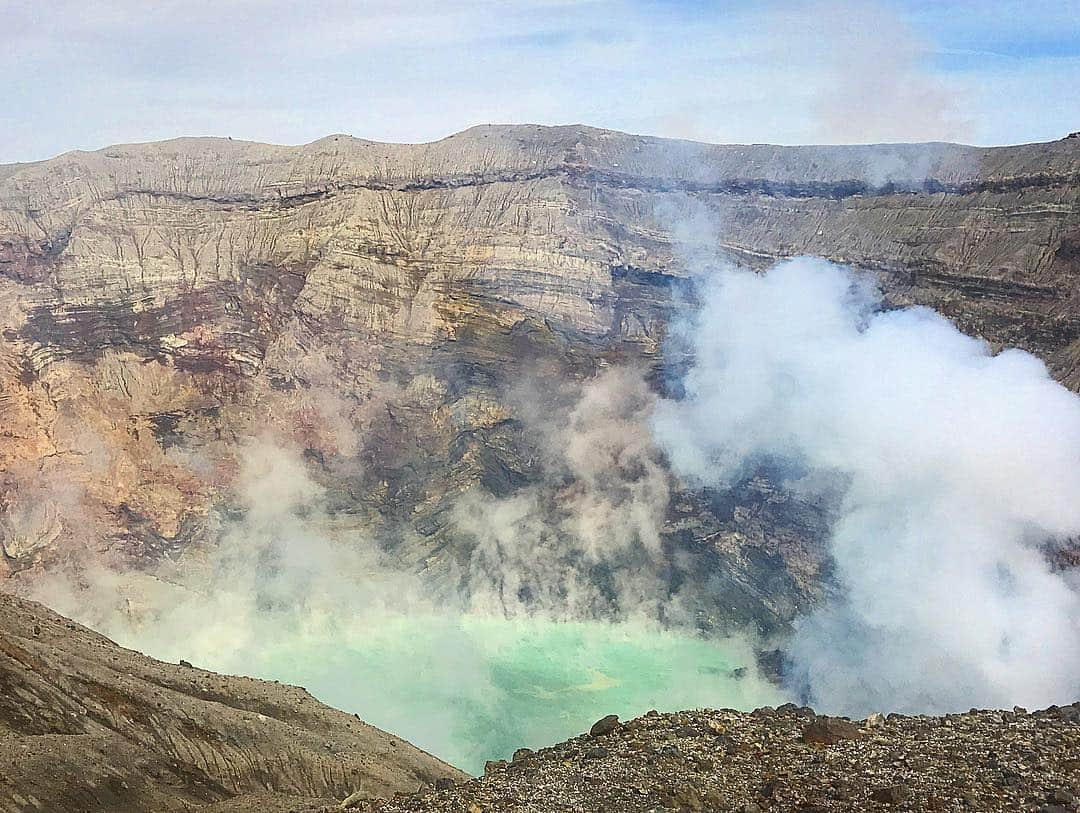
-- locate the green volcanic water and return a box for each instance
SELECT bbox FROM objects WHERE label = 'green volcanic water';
[63,444,787,773]
[236,614,785,773]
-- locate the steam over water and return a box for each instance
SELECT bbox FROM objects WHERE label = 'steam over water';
[37,441,781,774]
[655,256,1080,714]
[121,614,780,773]
[32,253,1080,772]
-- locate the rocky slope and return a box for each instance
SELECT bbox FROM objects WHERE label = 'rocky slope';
[0,125,1077,636]
[0,591,464,812]
[3,589,1078,813]
[355,703,1080,813]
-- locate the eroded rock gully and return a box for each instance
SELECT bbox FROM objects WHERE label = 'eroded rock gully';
[0,592,464,812]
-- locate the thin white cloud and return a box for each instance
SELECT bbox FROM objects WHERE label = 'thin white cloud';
[1,0,1077,161]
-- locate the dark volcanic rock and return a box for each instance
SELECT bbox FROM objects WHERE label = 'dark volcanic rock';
[870,784,912,805]
[363,704,1080,813]
[802,716,864,745]
[590,714,622,737]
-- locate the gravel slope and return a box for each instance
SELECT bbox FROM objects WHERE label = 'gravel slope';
[362,703,1080,813]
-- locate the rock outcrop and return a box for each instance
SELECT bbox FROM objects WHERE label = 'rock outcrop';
[0,125,1077,635]
[0,591,465,812]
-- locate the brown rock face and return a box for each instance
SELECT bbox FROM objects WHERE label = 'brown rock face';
[801,716,863,745]
[0,125,1077,634]
[0,591,465,812]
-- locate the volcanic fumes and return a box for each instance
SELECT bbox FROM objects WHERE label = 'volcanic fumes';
[654,256,1080,715]
[33,427,780,774]
[27,251,1080,773]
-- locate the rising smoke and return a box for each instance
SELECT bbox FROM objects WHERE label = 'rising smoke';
[22,240,1080,765]
[653,256,1080,714]
[785,1,972,144]
[453,367,679,621]
[32,374,779,773]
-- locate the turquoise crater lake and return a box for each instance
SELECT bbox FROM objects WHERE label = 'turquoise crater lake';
[239,614,785,773]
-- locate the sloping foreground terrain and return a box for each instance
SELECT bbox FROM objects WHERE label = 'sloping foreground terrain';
[0,126,1078,638]
[3,591,1076,813]
[0,592,464,812]
[353,704,1079,813]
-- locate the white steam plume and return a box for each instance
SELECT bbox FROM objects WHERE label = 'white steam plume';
[786,0,972,144]
[654,257,1080,714]
[32,379,779,772]
[455,368,675,620]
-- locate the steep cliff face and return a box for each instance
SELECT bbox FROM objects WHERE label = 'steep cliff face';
[0,592,464,812]
[0,125,1077,634]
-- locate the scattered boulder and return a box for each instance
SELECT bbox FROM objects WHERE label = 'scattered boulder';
[1048,789,1076,805]
[760,778,783,798]
[664,784,705,810]
[589,714,621,737]
[340,789,368,809]
[865,712,885,728]
[802,716,863,745]
[871,784,912,805]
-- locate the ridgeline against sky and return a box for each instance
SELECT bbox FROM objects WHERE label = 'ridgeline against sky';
[3,0,1079,163]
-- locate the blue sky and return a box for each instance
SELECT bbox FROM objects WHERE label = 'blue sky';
[2,0,1077,162]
